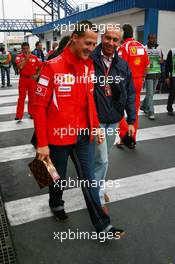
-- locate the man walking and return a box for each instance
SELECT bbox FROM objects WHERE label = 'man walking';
[34,20,125,238]
[118,24,149,148]
[91,24,136,210]
[141,34,163,120]
[165,48,175,116]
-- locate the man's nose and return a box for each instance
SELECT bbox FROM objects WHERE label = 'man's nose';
[108,39,114,46]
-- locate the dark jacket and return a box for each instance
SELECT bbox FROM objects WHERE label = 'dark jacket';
[165,49,174,78]
[32,48,45,62]
[91,44,136,124]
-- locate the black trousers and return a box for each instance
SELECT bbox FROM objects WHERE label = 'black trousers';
[48,134,111,233]
[167,77,175,112]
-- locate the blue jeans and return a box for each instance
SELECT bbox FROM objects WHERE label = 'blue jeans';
[141,79,158,114]
[1,66,10,86]
[94,123,118,204]
[48,133,111,232]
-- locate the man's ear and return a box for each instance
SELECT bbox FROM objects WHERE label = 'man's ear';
[71,33,79,43]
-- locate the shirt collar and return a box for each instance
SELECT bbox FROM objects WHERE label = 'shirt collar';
[101,50,115,60]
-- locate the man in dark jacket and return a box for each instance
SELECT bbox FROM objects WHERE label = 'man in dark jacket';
[32,41,45,62]
[91,24,136,210]
[165,48,175,115]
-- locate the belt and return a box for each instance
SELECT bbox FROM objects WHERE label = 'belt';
[20,75,34,78]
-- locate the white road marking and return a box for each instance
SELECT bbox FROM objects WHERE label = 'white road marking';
[0,89,18,96]
[0,103,172,117]
[0,104,27,115]
[0,119,33,132]
[140,93,168,100]
[0,124,175,163]
[5,167,175,226]
[0,95,25,105]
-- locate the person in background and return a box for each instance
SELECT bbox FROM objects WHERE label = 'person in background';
[165,48,175,116]
[32,41,45,62]
[141,34,163,120]
[0,46,12,88]
[118,24,150,148]
[47,41,59,57]
[15,42,42,122]
[42,47,47,60]
[11,48,18,75]
[47,36,70,60]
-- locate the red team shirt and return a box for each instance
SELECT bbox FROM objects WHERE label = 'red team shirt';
[15,53,42,76]
[118,38,150,79]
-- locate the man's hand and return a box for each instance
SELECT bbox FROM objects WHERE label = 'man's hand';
[36,146,50,161]
[165,78,170,87]
[128,124,135,137]
[96,127,105,144]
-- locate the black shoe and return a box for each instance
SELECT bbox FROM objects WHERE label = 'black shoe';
[7,84,12,87]
[140,106,148,114]
[108,227,126,239]
[98,227,126,242]
[168,111,174,116]
[1,85,5,88]
[53,209,69,222]
[14,117,22,123]
[122,133,136,149]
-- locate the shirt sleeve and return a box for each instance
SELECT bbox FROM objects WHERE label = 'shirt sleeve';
[36,57,43,69]
[15,55,21,65]
[125,66,136,124]
[34,63,54,147]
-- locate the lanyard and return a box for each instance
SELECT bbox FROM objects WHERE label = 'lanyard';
[101,58,112,82]
[101,58,113,96]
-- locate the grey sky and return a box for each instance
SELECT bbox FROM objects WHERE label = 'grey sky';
[0,0,107,42]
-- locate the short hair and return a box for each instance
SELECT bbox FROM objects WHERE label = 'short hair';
[59,35,70,50]
[0,46,5,52]
[148,33,157,39]
[122,24,133,39]
[35,41,41,47]
[21,42,29,48]
[72,20,98,36]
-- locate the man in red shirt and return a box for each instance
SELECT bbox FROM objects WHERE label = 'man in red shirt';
[34,20,125,238]
[15,42,42,121]
[118,24,150,148]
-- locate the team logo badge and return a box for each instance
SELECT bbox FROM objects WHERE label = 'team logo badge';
[130,47,137,56]
[134,57,141,65]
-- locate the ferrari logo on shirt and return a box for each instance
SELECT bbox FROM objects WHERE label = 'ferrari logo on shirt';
[54,73,75,85]
[130,47,137,56]
[134,57,141,65]
[64,74,74,84]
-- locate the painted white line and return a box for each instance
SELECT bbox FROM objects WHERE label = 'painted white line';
[0,95,28,105]
[0,91,168,99]
[0,101,170,133]
[0,89,18,96]
[5,167,175,226]
[0,104,170,116]
[0,119,33,133]
[0,145,35,162]
[0,95,18,105]
[140,93,168,101]
[0,104,27,115]
[138,104,172,115]
[136,124,175,141]
[0,124,175,163]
